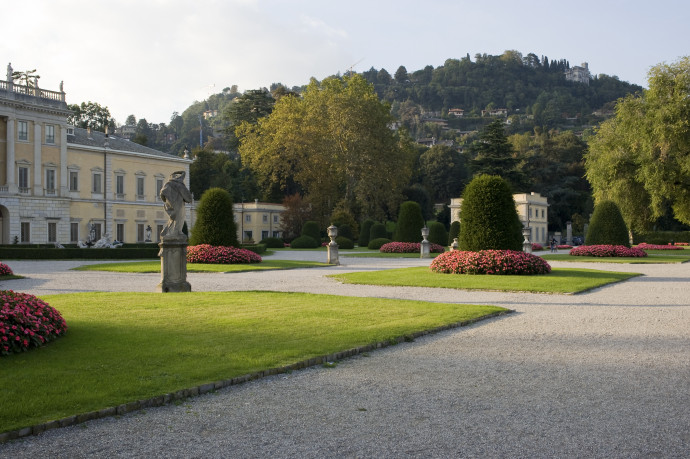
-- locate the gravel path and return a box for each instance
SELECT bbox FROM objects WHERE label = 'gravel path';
[1,252,689,458]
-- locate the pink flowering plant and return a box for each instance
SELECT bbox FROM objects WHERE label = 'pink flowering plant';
[557,245,573,250]
[532,243,544,251]
[187,244,262,264]
[636,243,684,251]
[569,245,647,257]
[380,242,445,254]
[0,263,13,276]
[430,250,551,275]
[1,290,68,356]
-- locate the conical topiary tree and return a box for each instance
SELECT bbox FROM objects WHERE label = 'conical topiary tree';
[369,222,387,240]
[359,219,375,248]
[427,221,448,246]
[189,187,239,247]
[448,221,460,246]
[458,174,523,251]
[585,200,630,247]
[301,221,321,243]
[394,201,425,243]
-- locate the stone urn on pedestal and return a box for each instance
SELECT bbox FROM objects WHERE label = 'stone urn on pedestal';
[420,226,430,258]
[327,224,339,265]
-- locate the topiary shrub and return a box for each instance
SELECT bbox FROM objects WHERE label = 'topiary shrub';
[430,250,551,275]
[458,175,523,251]
[359,219,375,248]
[335,236,354,249]
[301,221,321,244]
[369,222,387,241]
[189,188,239,247]
[330,210,359,241]
[380,242,445,253]
[394,201,425,243]
[337,224,354,241]
[187,244,262,264]
[290,235,320,249]
[368,237,392,250]
[586,200,630,247]
[427,222,448,246]
[259,237,285,248]
[1,290,68,356]
[448,221,460,246]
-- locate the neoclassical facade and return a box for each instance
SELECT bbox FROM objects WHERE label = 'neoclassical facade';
[232,200,285,243]
[449,191,549,244]
[0,66,192,244]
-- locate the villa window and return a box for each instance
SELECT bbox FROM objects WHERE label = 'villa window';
[20,222,30,243]
[93,173,102,193]
[156,178,164,200]
[137,223,145,242]
[45,125,55,144]
[116,175,125,197]
[18,167,29,191]
[263,215,268,223]
[245,214,251,222]
[136,177,145,199]
[70,222,79,242]
[69,171,79,191]
[116,223,125,242]
[45,169,56,194]
[17,121,28,141]
[47,222,57,242]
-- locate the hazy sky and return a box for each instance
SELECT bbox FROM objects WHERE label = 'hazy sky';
[3,0,688,125]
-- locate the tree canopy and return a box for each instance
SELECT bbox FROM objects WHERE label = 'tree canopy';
[237,74,415,224]
[67,101,113,132]
[586,56,690,231]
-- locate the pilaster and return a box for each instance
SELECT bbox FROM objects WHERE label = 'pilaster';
[33,123,42,195]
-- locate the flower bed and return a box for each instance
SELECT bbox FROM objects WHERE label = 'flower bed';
[0,262,13,276]
[531,243,544,251]
[380,241,445,254]
[1,290,68,356]
[187,244,262,264]
[569,245,647,257]
[557,245,573,250]
[636,243,684,251]
[674,242,688,246]
[430,250,551,275]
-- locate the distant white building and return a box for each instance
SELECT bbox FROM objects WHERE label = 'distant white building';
[565,62,591,85]
[449,192,549,245]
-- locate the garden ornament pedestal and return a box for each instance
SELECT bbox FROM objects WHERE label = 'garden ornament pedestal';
[450,237,458,251]
[327,224,339,265]
[420,226,430,258]
[522,227,533,253]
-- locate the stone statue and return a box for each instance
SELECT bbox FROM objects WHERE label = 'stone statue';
[159,170,192,240]
[6,63,12,81]
[145,225,152,242]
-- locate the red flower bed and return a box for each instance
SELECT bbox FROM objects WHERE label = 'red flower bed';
[569,245,647,257]
[675,242,688,246]
[636,243,684,251]
[532,243,544,251]
[557,245,573,250]
[430,250,551,275]
[1,290,68,356]
[380,242,445,254]
[0,263,13,276]
[187,244,262,264]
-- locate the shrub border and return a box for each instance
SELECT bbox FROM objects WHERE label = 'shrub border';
[0,309,512,442]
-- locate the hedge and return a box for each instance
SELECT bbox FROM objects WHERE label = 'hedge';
[0,247,159,260]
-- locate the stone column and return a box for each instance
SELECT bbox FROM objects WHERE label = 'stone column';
[6,117,16,192]
[566,221,573,246]
[33,123,42,195]
[157,238,191,292]
[60,124,68,196]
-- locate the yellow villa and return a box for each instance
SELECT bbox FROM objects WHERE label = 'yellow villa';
[0,66,192,244]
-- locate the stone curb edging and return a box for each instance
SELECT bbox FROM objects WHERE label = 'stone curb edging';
[0,309,512,444]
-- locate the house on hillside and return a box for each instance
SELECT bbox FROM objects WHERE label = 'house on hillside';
[481,108,508,117]
[448,108,464,117]
[0,65,192,244]
[565,62,591,85]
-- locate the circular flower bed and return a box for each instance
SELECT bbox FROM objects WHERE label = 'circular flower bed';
[1,290,68,356]
[569,245,647,257]
[187,244,262,264]
[430,250,551,275]
[636,243,684,251]
[380,241,445,254]
[0,263,14,276]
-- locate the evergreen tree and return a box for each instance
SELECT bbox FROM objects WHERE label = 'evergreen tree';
[585,200,630,247]
[189,188,239,247]
[427,221,448,246]
[468,119,525,189]
[394,201,425,242]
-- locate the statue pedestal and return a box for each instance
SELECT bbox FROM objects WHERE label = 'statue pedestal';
[327,241,339,265]
[420,240,430,258]
[157,237,191,292]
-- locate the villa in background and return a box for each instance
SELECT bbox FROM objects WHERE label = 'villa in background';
[565,62,591,85]
[233,199,285,243]
[449,192,549,244]
[0,65,192,244]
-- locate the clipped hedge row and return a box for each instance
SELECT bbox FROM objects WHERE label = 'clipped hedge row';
[635,231,690,245]
[0,247,159,259]
[239,243,267,255]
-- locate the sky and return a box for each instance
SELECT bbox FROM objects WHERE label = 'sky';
[3,0,688,125]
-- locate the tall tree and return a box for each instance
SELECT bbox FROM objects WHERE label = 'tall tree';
[238,75,415,224]
[394,66,409,84]
[467,119,525,189]
[67,101,112,132]
[419,145,468,202]
[586,56,690,230]
[222,89,275,152]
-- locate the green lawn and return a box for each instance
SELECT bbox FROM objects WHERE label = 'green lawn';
[0,291,504,433]
[342,251,443,258]
[330,267,641,294]
[541,253,690,264]
[73,259,329,273]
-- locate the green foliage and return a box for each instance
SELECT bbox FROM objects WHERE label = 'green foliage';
[585,200,630,247]
[330,210,359,241]
[369,223,388,241]
[367,238,392,250]
[402,184,434,221]
[394,201,425,243]
[586,56,690,229]
[66,101,112,132]
[290,235,320,248]
[337,224,353,241]
[419,145,469,202]
[448,221,461,246]
[259,237,285,248]
[427,221,448,246]
[189,188,239,247]
[301,221,322,243]
[635,231,690,245]
[359,219,375,247]
[458,175,523,251]
[468,119,525,189]
[335,236,354,249]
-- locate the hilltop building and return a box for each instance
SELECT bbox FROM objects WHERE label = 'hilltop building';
[565,62,591,85]
[0,64,192,244]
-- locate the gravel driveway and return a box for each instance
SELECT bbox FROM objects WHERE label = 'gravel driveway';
[0,252,688,458]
